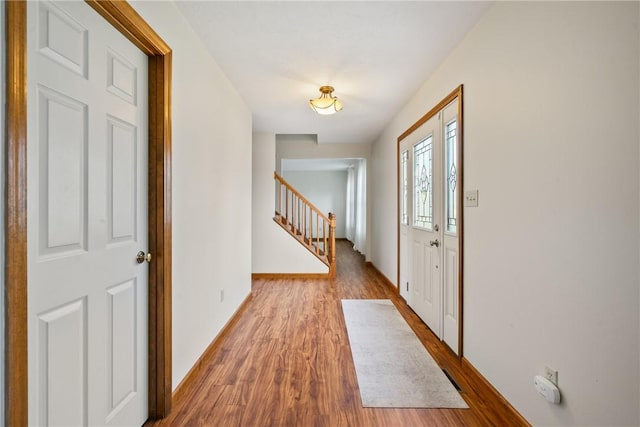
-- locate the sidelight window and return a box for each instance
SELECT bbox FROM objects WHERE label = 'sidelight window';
[445,120,457,233]
[400,150,408,225]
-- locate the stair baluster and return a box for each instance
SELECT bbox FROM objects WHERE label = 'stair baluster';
[273,172,336,278]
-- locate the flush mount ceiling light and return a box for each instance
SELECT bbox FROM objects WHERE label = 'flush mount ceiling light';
[309,85,344,115]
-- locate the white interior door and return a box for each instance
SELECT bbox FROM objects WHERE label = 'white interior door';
[399,99,461,354]
[27,1,149,425]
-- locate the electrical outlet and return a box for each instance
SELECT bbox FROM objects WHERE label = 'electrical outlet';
[544,366,558,385]
[220,289,225,303]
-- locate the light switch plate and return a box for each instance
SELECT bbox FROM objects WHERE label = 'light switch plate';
[464,190,479,207]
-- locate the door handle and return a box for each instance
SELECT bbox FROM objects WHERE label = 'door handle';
[136,251,152,264]
[429,239,440,248]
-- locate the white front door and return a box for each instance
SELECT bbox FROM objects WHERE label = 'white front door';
[407,114,442,334]
[27,1,149,425]
[399,98,461,354]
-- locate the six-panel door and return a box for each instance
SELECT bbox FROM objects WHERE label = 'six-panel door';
[26,1,149,425]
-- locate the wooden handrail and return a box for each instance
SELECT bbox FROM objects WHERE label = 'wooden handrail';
[274,172,330,223]
[273,172,336,278]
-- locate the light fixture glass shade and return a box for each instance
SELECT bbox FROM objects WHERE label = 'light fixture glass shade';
[309,86,344,115]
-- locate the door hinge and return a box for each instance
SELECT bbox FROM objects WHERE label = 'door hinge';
[406,282,409,292]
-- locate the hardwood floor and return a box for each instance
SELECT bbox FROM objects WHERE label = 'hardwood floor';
[146,240,528,426]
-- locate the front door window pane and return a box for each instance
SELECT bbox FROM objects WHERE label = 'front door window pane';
[413,136,433,229]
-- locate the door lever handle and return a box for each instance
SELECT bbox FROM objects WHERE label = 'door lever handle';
[429,239,440,248]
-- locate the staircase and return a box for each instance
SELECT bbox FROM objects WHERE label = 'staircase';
[274,172,336,278]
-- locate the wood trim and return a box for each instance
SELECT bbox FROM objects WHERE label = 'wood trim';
[396,85,464,357]
[4,1,173,423]
[251,273,331,280]
[365,261,397,293]
[146,51,173,419]
[5,2,28,425]
[456,86,464,357]
[171,292,253,406]
[461,358,531,426]
[396,120,401,296]
[84,0,170,56]
[397,86,463,143]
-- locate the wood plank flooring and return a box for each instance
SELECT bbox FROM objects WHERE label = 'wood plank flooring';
[146,240,528,426]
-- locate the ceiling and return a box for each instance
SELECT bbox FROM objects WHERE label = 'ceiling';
[175,1,492,144]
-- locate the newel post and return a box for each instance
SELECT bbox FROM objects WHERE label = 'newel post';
[328,213,336,278]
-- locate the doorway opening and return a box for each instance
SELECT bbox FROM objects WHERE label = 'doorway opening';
[397,85,464,356]
[4,1,173,423]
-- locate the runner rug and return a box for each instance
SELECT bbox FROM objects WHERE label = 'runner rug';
[341,299,468,408]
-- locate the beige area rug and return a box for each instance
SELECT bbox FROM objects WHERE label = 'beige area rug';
[341,299,468,409]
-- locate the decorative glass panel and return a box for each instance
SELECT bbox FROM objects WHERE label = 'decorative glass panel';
[401,150,408,225]
[413,136,433,229]
[445,120,458,233]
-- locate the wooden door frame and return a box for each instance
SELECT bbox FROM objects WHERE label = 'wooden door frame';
[4,1,173,424]
[396,85,464,357]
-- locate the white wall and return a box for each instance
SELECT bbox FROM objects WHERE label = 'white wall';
[282,170,348,238]
[252,133,328,274]
[131,1,253,390]
[370,2,639,426]
[276,138,371,174]
[276,137,373,259]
